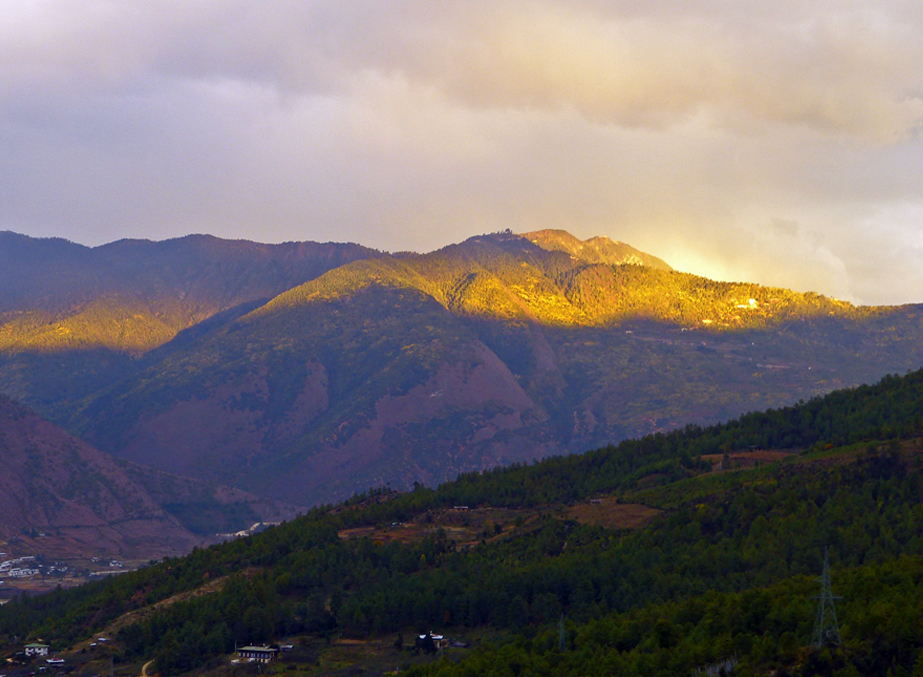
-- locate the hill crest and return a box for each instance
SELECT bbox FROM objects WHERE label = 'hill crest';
[522,229,673,271]
[252,230,860,330]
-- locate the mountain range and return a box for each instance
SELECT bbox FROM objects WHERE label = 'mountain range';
[2,228,923,508]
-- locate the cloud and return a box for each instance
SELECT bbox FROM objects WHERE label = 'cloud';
[2,1,923,304]
[370,2,923,141]
[7,1,922,138]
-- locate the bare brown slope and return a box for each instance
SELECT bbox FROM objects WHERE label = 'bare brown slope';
[103,287,545,505]
[0,395,201,558]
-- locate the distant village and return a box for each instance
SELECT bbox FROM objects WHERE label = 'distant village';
[0,523,282,606]
[0,551,129,606]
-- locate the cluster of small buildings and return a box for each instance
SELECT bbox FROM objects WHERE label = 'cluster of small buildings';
[0,556,39,579]
[0,556,75,580]
[18,638,109,665]
[90,557,124,568]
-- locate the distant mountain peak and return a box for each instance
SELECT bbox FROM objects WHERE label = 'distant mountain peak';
[521,229,673,271]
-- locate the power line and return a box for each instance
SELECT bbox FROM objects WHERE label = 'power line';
[811,547,842,648]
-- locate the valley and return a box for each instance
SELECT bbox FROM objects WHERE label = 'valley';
[6,3,922,675]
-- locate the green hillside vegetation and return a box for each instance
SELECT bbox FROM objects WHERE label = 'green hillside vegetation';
[5,369,923,675]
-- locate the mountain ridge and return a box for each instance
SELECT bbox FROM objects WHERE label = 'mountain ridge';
[252,231,860,328]
[0,231,380,354]
[0,232,381,424]
[2,228,923,508]
[54,232,923,506]
[522,228,673,271]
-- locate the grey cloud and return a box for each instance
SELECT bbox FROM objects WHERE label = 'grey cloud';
[7,2,923,138]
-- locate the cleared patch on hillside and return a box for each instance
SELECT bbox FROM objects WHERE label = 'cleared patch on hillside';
[338,506,547,549]
[700,449,795,472]
[338,501,660,550]
[565,499,662,530]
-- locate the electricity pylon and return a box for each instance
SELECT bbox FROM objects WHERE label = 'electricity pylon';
[811,547,842,648]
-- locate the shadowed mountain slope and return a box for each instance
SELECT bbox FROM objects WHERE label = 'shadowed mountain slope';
[7,370,923,676]
[64,232,923,505]
[0,394,200,558]
[0,395,299,558]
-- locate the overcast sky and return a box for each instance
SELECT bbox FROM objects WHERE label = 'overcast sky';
[2,1,923,305]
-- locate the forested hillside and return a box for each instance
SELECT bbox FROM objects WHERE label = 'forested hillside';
[4,368,923,676]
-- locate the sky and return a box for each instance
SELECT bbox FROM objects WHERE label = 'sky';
[2,1,923,305]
